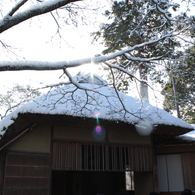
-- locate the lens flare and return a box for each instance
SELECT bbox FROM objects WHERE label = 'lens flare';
[93,112,100,117]
[95,126,102,135]
[92,126,105,141]
[135,120,154,136]
[93,112,101,126]
[92,112,106,140]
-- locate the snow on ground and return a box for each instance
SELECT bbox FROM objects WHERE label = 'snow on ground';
[0,73,193,135]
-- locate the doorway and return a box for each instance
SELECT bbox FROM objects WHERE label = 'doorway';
[52,171,126,195]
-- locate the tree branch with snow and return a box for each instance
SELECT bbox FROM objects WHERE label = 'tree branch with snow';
[0,32,180,71]
[0,0,82,33]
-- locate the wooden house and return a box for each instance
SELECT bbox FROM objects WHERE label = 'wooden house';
[154,127,195,195]
[0,74,193,195]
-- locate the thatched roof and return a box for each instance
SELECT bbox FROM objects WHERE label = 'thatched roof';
[0,73,193,144]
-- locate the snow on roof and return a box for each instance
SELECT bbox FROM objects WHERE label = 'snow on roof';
[177,124,195,141]
[0,73,193,135]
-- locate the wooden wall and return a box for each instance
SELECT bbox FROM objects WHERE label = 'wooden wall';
[7,121,151,154]
[181,152,195,190]
[53,122,151,144]
[1,118,154,195]
[156,143,195,191]
[8,124,51,153]
[2,152,51,195]
[0,151,6,195]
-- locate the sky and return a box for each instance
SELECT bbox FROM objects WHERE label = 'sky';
[0,0,110,89]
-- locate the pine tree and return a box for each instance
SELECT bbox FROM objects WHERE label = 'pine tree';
[92,0,180,99]
[162,45,195,123]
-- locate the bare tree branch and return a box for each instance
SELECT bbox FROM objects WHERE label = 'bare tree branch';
[50,12,61,36]
[109,67,129,119]
[103,61,142,83]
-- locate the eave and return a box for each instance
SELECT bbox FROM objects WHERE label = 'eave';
[0,113,193,152]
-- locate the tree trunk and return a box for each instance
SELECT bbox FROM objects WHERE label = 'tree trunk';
[139,64,149,102]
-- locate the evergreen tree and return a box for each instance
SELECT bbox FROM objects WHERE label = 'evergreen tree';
[92,0,181,98]
[162,45,195,123]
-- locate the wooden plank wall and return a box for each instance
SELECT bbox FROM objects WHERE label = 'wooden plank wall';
[0,151,6,195]
[52,140,154,172]
[2,152,51,195]
[181,152,195,190]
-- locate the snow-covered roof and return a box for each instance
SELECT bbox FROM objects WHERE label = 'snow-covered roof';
[177,124,195,141]
[0,73,193,135]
